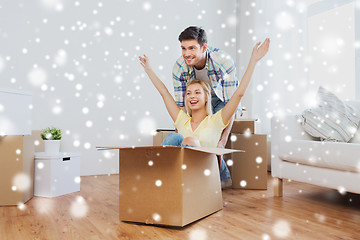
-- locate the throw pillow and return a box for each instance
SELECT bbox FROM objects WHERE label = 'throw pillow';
[301,86,360,142]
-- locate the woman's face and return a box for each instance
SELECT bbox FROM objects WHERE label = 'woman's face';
[185,83,206,111]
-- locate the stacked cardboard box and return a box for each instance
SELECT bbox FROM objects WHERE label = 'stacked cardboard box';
[225,119,268,189]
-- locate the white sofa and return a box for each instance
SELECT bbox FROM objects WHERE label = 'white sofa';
[271,115,360,196]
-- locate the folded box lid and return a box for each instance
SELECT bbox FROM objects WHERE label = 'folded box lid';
[96,145,244,155]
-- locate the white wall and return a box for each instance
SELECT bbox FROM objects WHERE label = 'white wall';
[0,0,237,175]
[236,0,308,134]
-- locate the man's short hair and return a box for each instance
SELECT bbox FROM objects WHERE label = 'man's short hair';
[178,26,207,46]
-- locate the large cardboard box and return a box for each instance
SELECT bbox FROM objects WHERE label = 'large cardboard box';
[153,129,175,146]
[97,146,241,227]
[230,134,267,190]
[0,135,34,206]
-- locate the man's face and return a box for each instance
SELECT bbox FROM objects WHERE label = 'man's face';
[181,39,207,67]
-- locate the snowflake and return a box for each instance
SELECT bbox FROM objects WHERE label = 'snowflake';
[28,67,48,87]
[70,196,88,218]
[272,220,291,238]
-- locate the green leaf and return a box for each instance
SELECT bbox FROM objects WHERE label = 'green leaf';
[40,127,62,140]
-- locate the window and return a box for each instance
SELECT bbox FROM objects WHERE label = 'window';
[307,0,360,99]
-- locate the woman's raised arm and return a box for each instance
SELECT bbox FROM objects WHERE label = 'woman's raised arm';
[221,38,270,124]
[139,54,180,122]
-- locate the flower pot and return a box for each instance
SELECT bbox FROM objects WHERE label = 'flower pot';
[44,140,61,154]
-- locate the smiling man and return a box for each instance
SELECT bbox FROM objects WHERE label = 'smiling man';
[171,26,241,188]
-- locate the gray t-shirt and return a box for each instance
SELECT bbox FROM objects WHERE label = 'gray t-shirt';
[194,67,215,96]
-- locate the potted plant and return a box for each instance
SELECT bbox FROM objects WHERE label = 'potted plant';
[41,127,62,154]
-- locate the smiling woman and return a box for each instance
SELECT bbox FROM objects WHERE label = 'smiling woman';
[185,79,213,118]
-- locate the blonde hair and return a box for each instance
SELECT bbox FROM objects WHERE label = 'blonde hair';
[185,79,212,117]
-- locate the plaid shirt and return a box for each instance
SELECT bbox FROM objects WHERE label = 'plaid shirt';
[172,46,241,112]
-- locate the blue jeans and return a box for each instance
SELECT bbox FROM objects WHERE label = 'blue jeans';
[162,95,231,181]
[162,132,184,147]
[162,132,231,181]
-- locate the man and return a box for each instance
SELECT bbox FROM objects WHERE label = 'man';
[171,26,241,188]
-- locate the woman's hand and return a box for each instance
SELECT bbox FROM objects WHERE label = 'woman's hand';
[221,38,270,125]
[139,54,151,71]
[138,54,181,122]
[251,38,270,63]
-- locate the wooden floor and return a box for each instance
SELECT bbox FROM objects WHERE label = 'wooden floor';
[1,174,359,240]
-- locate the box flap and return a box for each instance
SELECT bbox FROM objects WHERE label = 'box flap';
[97,145,243,155]
[96,145,178,151]
[187,147,243,155]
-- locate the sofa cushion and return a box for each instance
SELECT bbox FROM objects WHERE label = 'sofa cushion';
[278,139,360,173]
[301,87,360,142]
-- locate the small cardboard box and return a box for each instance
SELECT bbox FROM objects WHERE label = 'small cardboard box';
[0,135,34,206]
[230,119,259,135]
[230,134,267,190]
[153,129,175,146]
[97,146,241,227]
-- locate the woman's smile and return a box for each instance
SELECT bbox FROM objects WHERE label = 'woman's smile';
[190,99,199,105]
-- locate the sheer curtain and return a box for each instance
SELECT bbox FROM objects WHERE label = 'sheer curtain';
[307,0,360,100]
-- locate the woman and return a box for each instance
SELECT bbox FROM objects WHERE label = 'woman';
[139,38,270,148]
